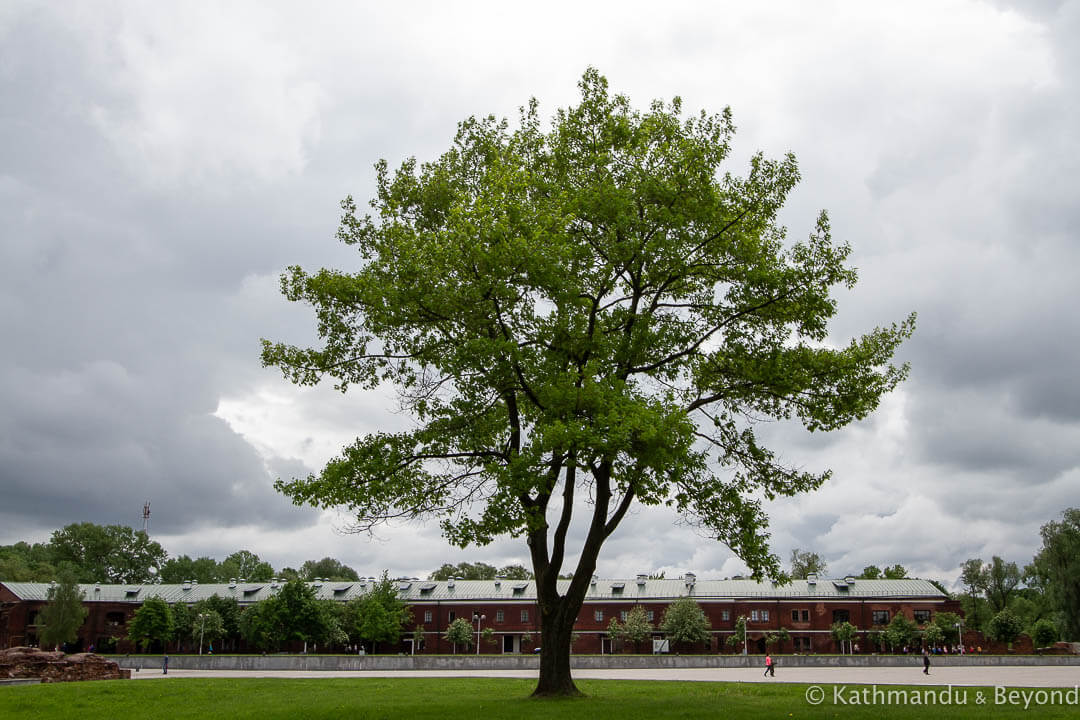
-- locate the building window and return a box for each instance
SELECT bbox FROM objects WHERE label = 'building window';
[594,610,604,623]
[424,611,432,623]
[751,610,760,622]
[914,610,931,624]
[762,610,769,622]
[721,610,730,621]
[647,610,654,621]
[801,610,809,622]
[620,611,628,622]
[793,637,811,652]
[496,610,504,623]
[521,609,529,623]
[832,609,850,624]
[105,612,125,628]
[872,610,890,626]
[449,611,455,622]
[791,610,799,622]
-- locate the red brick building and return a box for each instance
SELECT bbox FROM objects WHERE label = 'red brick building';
[1,574,959,654]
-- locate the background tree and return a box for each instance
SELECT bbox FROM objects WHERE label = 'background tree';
[660,598,711,652]
[1032,508,1080,641]
[355,573,412,653]
[38,566,88,650]
[299,557,360,581]
[922,623,944,648]
[497,564,533,580]
[192,608,224,653]
[160,555,223,584]
[764,627,790,652]
[1032,618,1058,649]
[620,605,654,653]
[960,557,989,631]
[428,562,498,580]
[238,600,277,651]
[883,614,918,652]
[0,541,57,581]
[198,594,242,649]
[48,523,167,583]
[444,617,473,653]
[127,596,174,652]
[830,620,857,654]
[171,602,193,652]
[859,565,882,580]
[219,550,274,582]
[262,69,913,696]
[983,556,1021,614]
[789,550,828,579]
[882,564,908,579]
[986,608,1024,648]
[933,611,963,644]
[725,615,748,653]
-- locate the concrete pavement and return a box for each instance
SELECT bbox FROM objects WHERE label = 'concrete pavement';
[133,665,1080,688]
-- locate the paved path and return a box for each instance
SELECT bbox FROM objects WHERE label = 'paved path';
[135,665,1080,688]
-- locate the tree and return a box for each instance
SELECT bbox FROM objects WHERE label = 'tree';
[429,562,498,580]
[765,627,790,652]
[198,594,242,645]
[497,564,533,580]
[299,557,360,581]
[960,557,988,630]
[725,615,748,653]
[933,611,962,644]
[922,624,944,649]
[0,541,57,581]
[660,597,711,651]
[986,608,1024,647]
[1032,508,1080,641]
[192,609,224,653]
[883,614,918,651]
[160,555,223,584]
[830,620,857,654]
[620,605,654,653]
[127,596,174,652]
[789,550,828,579]
[219,550,274,582]
[355,572,412,652]
[859,565,882,580]
[262,69,913,696]
[983,556,1021,613]
[38,566,88,650]
[48,523,166,583]
[444,617,473,653]
[1032,619,1058,649]
[882,564,908,579]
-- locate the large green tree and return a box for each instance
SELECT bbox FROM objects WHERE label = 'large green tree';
[789,549,827,579]
[219,550,274,582]
[127,597,174,652]
[1031,508,1080,641]
[262,69,913,696]
[299,557,360,581]
[353,573,412,652]
[659,597,712,651]
[48,523,167,583]
[0,541,57,581]
[38,566,89,650]
[159,555,223,584]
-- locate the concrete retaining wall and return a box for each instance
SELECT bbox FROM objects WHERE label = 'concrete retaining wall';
[116,653,1080,672]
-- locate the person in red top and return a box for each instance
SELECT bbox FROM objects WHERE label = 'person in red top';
[763,654,775,676]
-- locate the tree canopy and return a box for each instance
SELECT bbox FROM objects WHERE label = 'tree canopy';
[1031,508,1080,641]
[38,566,88,650]
[48,522,166,583]
[789,550,828,579]
[261,68,913,695]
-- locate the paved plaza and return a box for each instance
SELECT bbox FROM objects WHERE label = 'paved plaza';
[134,665,1080,688]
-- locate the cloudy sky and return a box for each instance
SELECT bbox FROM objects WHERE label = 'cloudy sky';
[2,0,1077,588]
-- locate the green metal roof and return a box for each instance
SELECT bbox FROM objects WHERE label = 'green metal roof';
[1,577,946,605]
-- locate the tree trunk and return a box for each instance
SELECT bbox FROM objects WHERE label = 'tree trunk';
[533,605,580,697]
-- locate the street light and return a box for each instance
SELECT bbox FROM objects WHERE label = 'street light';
[198,613,207,656]
[473,612,486,655]
[956,621,964,654]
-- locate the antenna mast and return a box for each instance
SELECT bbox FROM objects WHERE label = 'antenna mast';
[142,501,151,533]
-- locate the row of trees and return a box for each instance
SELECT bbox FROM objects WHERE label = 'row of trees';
[956,507,1080,645]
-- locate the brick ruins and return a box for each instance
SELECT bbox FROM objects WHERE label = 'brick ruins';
[0,646,130,683]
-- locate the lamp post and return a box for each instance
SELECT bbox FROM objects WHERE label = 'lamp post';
[473,612,486,655]
[741,616,747,656]
[956,621,963,654]
[198,613,207,656]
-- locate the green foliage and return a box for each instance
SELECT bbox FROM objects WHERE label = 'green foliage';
[725,615,748,651]
[198,594,242,640]
[48,523,167,583]
[660,598,711,649]
[933,612,962,643]
[960,557,988,629]
[429,562,498,580]
[0,541,57,581]
[922,624,944,647]
[883,564,908,579]
[237,580,331,651]
[830,621,857,653]
[299,557,360,581]
[986,608,1025,646]
[883,614,918,650]
[1032,508,1080,641]
[983,556,1021,613]
[444,617,474,652]
[219,550,274,582]
[859,565,881,579]
[192,609,225,651]
[159,555,223,584]
[127,597,174,652]
[171,602,193,646]
[352,572,412,652]
[38,566,88,649]
[260,68,913,694]
[764,627,789,651]
[1032,618,1058,648]
[789,550,827,579]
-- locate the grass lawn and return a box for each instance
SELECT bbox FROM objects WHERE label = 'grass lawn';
[1,678,1076,720]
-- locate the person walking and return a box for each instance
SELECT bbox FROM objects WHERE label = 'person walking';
[162,653,169,675]
[763,654,775,677]
[922,648,930,675]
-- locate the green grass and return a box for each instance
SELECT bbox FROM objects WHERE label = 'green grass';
[1,678,1076,720]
